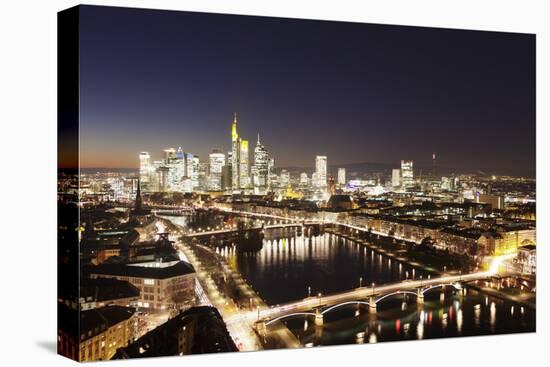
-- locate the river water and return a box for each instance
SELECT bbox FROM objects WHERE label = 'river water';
[167,217,535,345]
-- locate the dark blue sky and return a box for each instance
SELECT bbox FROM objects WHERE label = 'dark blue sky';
[79,5,535,175]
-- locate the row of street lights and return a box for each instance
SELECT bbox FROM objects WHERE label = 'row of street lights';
[306,279,377,299]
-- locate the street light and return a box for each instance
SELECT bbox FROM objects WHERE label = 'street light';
[308,286,311,298]
[371,282,375,295]
[359,277,363,288]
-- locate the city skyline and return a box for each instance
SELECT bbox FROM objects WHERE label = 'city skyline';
[75,6,535,176]
[58,6,537,362]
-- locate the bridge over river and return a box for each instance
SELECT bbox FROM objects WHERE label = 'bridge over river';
[182,222,325,239]
[225,271,499,334]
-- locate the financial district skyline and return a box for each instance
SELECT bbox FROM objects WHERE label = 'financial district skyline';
[137,113,430,200]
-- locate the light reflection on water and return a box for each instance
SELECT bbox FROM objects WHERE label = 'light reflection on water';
[214,229,534,344]
[225,232,427,305]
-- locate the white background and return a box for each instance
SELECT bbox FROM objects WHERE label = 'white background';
[0,0,548,365]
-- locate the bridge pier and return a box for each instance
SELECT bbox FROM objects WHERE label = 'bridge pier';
[369,297,377,313]
[417,289,424,304]
[314,309,324,326]
[255,320,267,335]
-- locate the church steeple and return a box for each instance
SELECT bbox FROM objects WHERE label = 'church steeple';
[134,178,143,212]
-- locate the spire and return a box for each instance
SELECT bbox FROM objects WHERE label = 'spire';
[134,177,143,212]
[231,112,238,141]
[257,133,261,145]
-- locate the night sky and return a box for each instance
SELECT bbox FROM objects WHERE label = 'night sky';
[78,5,535,175]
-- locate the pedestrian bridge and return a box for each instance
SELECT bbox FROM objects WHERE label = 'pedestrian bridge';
[263,283,462,327]
[247,272,493,331]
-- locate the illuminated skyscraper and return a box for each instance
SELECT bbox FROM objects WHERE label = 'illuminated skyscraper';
[239,139,250,188]
[280,169,290,187]
[314,155,327,190]
[191,156,200,189]
[231,113,241,191]
[300,172,308,186]
[268,157,275,191]
[337,168,346,186]
[171,147,187,192]
[185,153,194,188]
[253,134,270,194]
[230,113,252,191]
[401,160,414,188]
[392,168,401,188]
[198,161,208,190]
[208,150,225,191]
[156,166,169,192]
[139,152,152,189]
[164,148,176,161]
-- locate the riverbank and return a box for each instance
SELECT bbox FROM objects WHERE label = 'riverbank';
[325,228,536,309]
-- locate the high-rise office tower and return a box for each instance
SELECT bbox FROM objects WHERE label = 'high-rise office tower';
[191,156,200,189]
[160,146,190,192]
[231,113,240,191]
[221,164,232,191]
[208,150,225,191]
[164,148,176,161]
[185,153,194,178]
[392,168,401,188]
[198,161,208,190]
[239,139,250,188]
[300,172,308,186]
[337,168,346,186]
[280,169,290,187]
[315,155,328,190]
[253,134,269,194]
[401,160,414,188]
[156,166,169,192]
[139,152,151,189]
[268,157,275,191]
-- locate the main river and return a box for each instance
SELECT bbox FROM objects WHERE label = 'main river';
[166,216,535,345]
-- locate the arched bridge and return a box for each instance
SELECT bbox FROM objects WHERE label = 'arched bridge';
[225,272,493,331]
[259,282,463,328]
[183,222,323,239]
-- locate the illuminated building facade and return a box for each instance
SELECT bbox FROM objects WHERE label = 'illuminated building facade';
[191,156,200,189]
[401,160,414,188]
[139,148,196,193]
[231,113,240,190]
[337,168,346,186]
[392,168,401,188]
[239,139,250,188]
[139,152,152,190]
[300,172,308,186]
[314,155,327,190]
[253,134,270,194]
[208,150,225,191]
[230,113,252,191]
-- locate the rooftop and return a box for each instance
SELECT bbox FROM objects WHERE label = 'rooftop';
[80,278,140,303]
[89,260,195,279]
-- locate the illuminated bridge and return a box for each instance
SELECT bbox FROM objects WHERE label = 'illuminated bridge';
[225,271,496,332]
[183,222,324,239]
[152,207,196,216]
